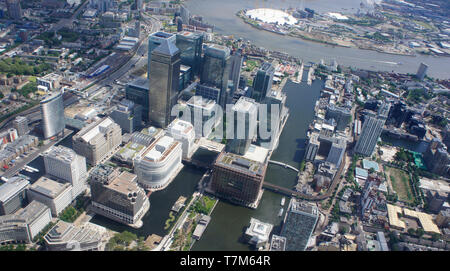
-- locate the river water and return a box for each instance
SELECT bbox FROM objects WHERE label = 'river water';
[185,0,450,79]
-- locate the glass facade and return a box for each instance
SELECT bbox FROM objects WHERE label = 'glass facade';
[201,45,231,107]
[40,91,65,139]
[252,62,274,102]
[147,32,176,79]
[176,31,203,76]
[148,41,181,128]
[126,78,149,122]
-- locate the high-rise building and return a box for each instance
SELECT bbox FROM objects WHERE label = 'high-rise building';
[110,99,142,134]
[6,0,22,21]
[13,116,29,137]
[90,164,150,228]
[40,91,65,139]
[354,104,390,157]
[0,176,29,216]
[42,145,88,200]
[147,32,176,79]
[148,39,181,128]
[72,117,122,166]
[195,84,221,103]
[228,50,243,95]
[210,151,267,206]
[180,5,190,25]
[416,62,428,81]
[27,176,73,217]
[166,118,195,159]
[186,95,221,138]
[125,78,150,122]
[0,200,52,244]
[280,199,319,251]
[201,44,231,107]
[176,31,203,76]
[252,62,274,102]
[226,96,258,156]
[133,135,183,190]
[423,139,450,178]
[326,104,352,131]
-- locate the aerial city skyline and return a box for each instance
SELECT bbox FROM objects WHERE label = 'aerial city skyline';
[0,0,449,257]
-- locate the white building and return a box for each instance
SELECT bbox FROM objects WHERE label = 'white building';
[36,73,62,90]
[44,221,106,251]
[166,118,195,159]
[42,145,87,200]
[0,200,52,244]
[244,217,273,248]
[134,135,183,190]
[72,117,122,166]
[27,176,73,217]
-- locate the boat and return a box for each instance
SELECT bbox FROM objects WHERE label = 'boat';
[281,197,285,206]
[278,208,284,217]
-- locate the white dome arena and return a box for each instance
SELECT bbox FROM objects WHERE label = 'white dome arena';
[245,8,297,25]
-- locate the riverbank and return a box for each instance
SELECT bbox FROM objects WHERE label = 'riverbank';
[237,10,416,57]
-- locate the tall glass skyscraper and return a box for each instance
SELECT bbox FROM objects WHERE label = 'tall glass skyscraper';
[228,49,243,95]
[147,32,176,79]
[176,31,203,76]
[252,62,274,102]
[354,103,391,157]
[148,40,181,128]
[40,91,65,139]
[201,44,231,108]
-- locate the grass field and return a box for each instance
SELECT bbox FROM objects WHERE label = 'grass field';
[385,166,415,204]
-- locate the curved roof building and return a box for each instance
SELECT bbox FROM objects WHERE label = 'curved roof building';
[134,135,182,190]
[40,91,65,139]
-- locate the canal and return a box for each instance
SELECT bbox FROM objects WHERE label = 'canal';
[192,77,322,251]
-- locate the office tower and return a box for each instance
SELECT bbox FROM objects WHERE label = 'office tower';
[176,31,203,76]
[416,62,428,81]
[134,135,183,190]
[180,4,190,25]
[201,44,231,107]
[211,151,266,206]
[147,32,176,79]
[229,50,243,95]
[0,200,52,244]
[110,99,142,134]
[90,164,150,228]
[326,104,352,131]
[244,218,273,249]
[27,176,73,217]
[280,199,319,251]
[354,103,390,157]
[126,78,149,122]
[196,84,221,103]
[13,116,29,137]
[6,0,22,20]
[226,96,258,156]
[44,220,105,251]
[186,95,221,138]
[148,40,181,128]
[42,145,88,200]
[72,117,122,166]
[423,139,450,178]
[426,191,448,214]
[167,118,195,159]
[259,89,287,150]
[179,64,192,90]
[40,91,65,139]
[252,62,274,102]
[0,176,29,215]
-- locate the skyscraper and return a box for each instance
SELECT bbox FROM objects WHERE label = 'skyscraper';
[416,62,428,81]
[354,103,390,157]
[226,96,258,156]
[252,62,274,102]
[228,50,243,96]
[125,78,149,122]
[40,91,65,139]
[42,145,88,200]
[148,39,181,128]
[280,199,319,251]
[176,31,203,76]
[147,32,176,79]
[6,0,22,21]
[110,99,142,134]
[201,44,231,107]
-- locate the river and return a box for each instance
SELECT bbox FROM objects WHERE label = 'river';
[185,0,450,79]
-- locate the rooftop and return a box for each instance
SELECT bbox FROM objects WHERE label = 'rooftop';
[216,151,265,176]
[105,171,140,196]
[0,176,29,203]
[30,176,71,199]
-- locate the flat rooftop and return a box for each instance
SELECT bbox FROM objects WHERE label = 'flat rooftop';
[242,144,269,164]
[106,171,140,196]
[30,176,71,199]
[0,177,29,203]
[216,151,265,176]
[186,95,217,110]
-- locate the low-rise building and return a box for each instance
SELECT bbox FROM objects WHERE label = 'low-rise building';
[244,217,273,249]
[0,176,30,215]
[44,221,105,251]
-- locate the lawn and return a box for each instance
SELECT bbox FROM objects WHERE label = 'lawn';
[385,166,415,204]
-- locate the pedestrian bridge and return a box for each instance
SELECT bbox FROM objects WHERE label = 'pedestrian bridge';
[268,160,299,173]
